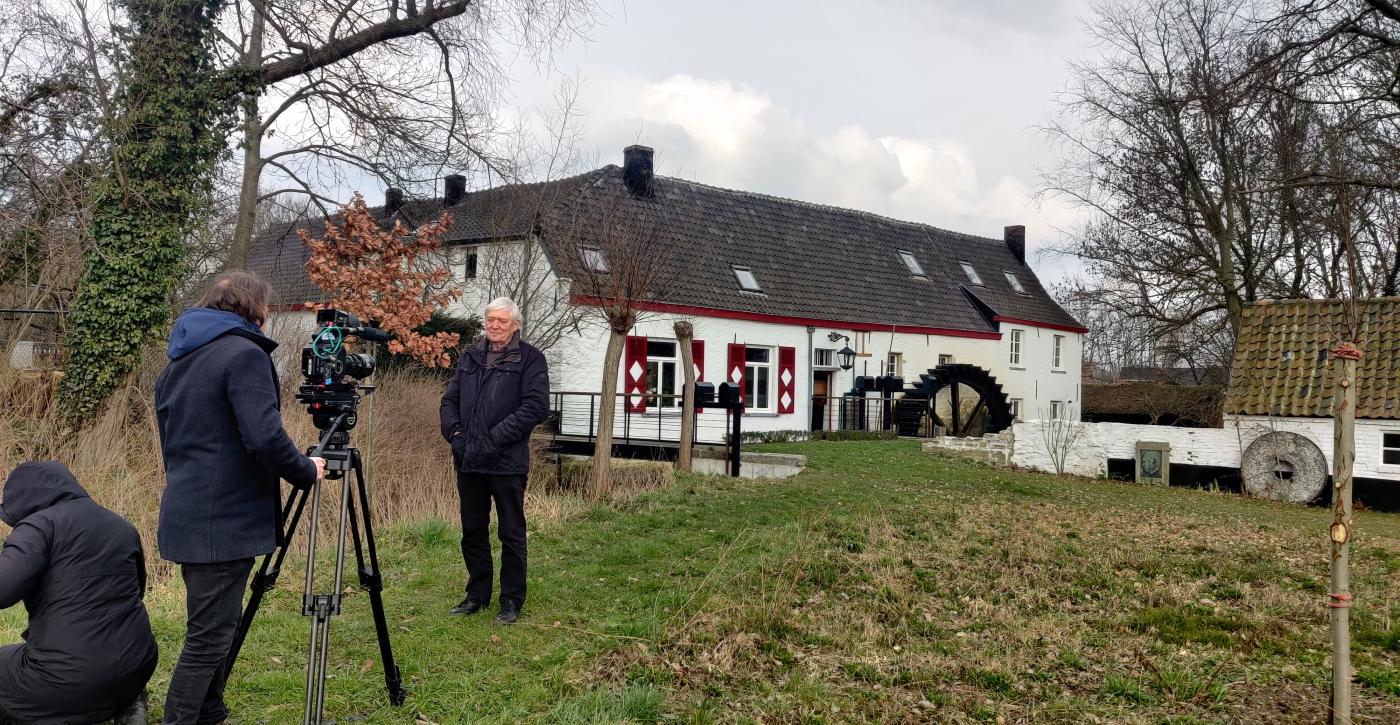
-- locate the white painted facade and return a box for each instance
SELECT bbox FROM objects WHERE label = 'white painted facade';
[1009,415,1400,483]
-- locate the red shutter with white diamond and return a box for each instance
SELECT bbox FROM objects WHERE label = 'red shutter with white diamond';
[727,343,746,401]
[778,346,796,414]
[625,335,648,413]
[692,340,705,382]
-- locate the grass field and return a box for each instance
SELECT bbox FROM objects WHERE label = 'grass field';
[4,439,1400,723]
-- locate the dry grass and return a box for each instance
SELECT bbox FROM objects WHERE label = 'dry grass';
[0,361,665,580]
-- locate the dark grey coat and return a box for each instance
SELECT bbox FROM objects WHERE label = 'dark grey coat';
[0,462,157,725]
[155,311,317,564]
[439,335,551,475]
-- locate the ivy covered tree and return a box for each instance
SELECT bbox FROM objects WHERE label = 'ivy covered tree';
[57,0,241,421]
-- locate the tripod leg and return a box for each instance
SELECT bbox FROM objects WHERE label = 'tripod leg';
[349,450,407,706]
[226,485,312,679]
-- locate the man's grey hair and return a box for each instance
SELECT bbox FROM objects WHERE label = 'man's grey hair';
[485,296,522,325]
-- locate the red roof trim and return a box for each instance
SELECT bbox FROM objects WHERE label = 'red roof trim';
[571,295,1002,339]
[993,315,1088,334]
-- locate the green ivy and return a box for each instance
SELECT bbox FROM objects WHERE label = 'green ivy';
[58,0,252,421]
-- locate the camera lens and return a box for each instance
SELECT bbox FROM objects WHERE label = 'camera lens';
[343,353,375,380]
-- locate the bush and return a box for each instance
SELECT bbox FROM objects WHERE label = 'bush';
[376,310,481,374]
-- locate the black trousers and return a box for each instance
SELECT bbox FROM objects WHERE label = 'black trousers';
[162,558,253,725]
[457,472,527,607]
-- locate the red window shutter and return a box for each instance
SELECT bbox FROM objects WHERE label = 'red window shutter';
[692,340,705,382]
[778,346,796,414]
[625,335,648,413]
[726,343,746,395]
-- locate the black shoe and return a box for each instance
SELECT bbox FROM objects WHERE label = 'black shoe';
[111,689,148,725]
[495,601,521,625]
[450,597,489,615]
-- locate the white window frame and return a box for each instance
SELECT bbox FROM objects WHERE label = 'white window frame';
[960,261,983,286]
[644,339,681,409]
[813,348,836,369]
[898,250,926,277]
[582,247,609,273]
[1050,400,1065,420]
[1382,430,1400,469]
[885,352,902,377]
[1003,270,1026,294]
[1053,335,1064,370]
[938,354,953,366]
[455,246,479,281]
[733,266,762,292]
[743,345,775,412]
[1009,329,1023,366]
[1010,398,1023,420]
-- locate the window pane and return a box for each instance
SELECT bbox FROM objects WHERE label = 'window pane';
[1003,271,1025,293]
[662,362,677,406]
[1383,433,1400,449]
[745,347,770,363]
[734,268,761,291]
[646,340,676,358]
[756,367,770,408]
[744,369,755,408]
[1385,449,1400,465]
[960,262,983,285]
[899,251,925,276]
[814,348,834,367]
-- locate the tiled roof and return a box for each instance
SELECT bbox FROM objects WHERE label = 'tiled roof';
[1224,298,1400,420]
[1083,381,1223,425]
[249,164,1084,334]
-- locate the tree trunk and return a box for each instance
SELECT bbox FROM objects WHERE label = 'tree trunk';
[226,5,265,270]
[674,320,695,472]
[1330,349,1358,724]
[590,326,626,498]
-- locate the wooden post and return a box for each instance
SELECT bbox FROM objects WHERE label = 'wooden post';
[674,321,696,472]
[1330,343,1361,725]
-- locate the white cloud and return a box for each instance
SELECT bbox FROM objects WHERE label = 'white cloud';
[584,73,1084,274]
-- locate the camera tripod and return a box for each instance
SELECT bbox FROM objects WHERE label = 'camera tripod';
[224,411,406,723]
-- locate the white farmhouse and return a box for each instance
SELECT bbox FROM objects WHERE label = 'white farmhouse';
[251,146,1085,443]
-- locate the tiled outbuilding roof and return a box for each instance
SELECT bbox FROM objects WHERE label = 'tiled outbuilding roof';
[249,162,1084,335]
[1224,298,1400,420]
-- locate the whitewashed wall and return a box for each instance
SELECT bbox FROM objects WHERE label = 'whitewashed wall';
[1009,415,1400,483]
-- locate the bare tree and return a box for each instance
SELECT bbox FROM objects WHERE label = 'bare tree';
[674,319,696,472]
[1039,405,1085,476]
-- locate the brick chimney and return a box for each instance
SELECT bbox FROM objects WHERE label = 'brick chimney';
[385,187,404,214]
[1004,225,1026,265]
[443,174,467,206]
[623,145,654,197]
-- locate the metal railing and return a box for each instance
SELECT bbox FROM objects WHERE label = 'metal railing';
[548,391,732,446]
[810,394,935,436]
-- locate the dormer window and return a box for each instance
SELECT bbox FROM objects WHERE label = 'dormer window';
[1004,271,1026,294]
[582,248,609,273]
[733,266,762,292]
[960,262,983,286]
[897,250,926,277]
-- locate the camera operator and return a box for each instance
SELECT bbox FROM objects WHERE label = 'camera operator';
[0,462,157,725]
[154,271,326,725]
[440,297,550,625]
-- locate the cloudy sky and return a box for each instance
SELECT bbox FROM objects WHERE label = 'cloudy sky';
[497,0,1099,285]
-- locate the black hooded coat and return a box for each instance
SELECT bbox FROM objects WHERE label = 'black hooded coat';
[0,462,157,725]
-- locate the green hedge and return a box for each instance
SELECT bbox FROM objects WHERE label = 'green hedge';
[734,429,899,444]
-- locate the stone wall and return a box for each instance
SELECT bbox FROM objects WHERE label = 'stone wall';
[922,431,1014,466]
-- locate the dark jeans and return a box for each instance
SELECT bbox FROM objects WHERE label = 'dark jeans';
[457,472,527,607]
[162,558,253,725]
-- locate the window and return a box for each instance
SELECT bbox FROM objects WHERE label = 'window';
[744,346,773,411]
[1003,271,1026,294]
[898,250,926,277]
[885,352,902,377]
[1010,398,1023,420]
[645,340,680,408]
[455,246,478,280]
[960,262,983,285]
[813,348,836,368]
[938,354,953,366]
[1053,335,1064,369]
[1050,400,1065,419]
[1383,432,1400,466]
[733,266,762,292]
[582,248,608,272]
[1009,329,1023,366]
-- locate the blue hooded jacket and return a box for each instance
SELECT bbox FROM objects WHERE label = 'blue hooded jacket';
[154,308,317,564]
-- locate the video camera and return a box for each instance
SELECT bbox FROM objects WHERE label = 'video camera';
[295,309,391,435]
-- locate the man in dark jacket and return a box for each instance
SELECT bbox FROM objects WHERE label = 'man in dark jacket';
[440,296,550,624]
[0,461,158,725]
[155,271,324,725]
